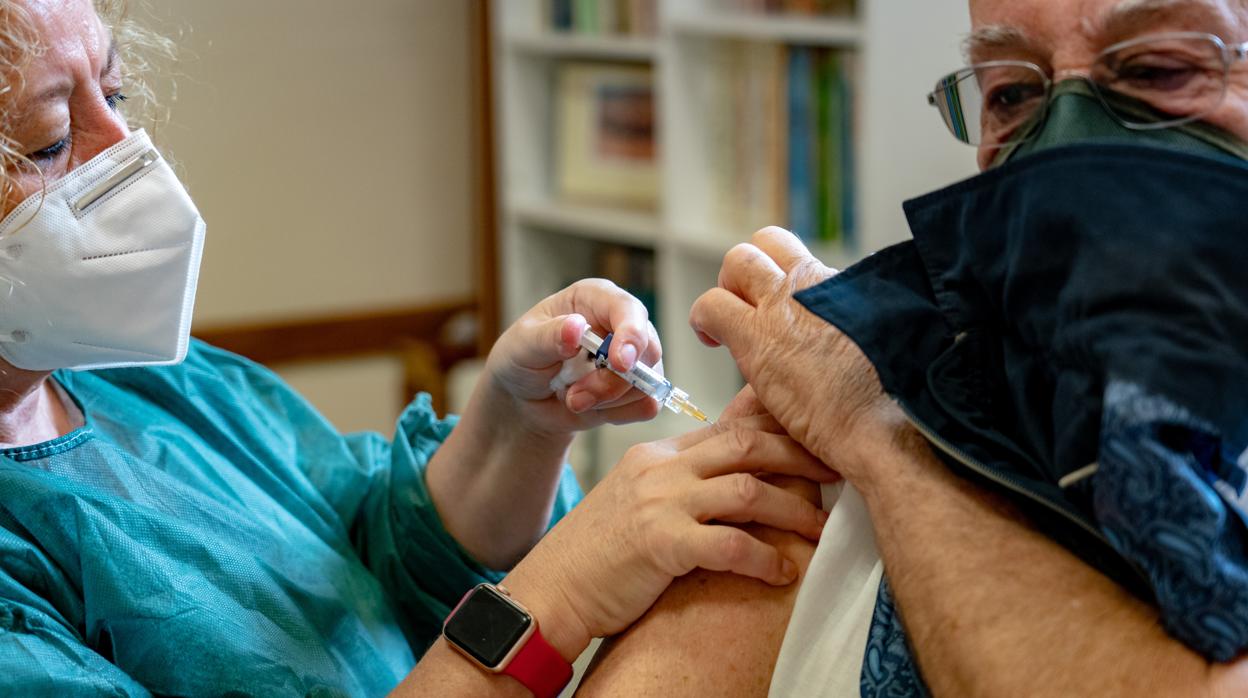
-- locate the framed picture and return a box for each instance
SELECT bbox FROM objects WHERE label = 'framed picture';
[555,63,659,209]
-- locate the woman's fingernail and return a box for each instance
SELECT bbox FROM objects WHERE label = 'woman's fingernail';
[568,391,595,413]
[617,342,638,369]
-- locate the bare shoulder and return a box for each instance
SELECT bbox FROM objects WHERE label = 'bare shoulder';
[575,477,821,697]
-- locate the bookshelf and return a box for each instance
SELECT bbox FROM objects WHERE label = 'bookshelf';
[492,0,976,485]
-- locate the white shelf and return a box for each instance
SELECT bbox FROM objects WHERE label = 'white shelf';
[509,199,662,247]
[506,33,658,61]
[667,13,862,47]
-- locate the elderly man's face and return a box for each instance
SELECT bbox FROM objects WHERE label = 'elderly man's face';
[967,0,1248,169]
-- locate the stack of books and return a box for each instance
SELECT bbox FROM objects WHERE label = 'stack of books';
[549,0,659,36]
[705,43,856,245]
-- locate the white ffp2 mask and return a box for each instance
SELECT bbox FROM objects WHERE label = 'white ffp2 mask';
[0,129,206,371]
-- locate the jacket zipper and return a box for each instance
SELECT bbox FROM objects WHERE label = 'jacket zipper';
[897,400,1153,590]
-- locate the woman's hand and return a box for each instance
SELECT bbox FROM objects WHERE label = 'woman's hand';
[427,278,666,570]
[499,416,838,661]
[688,227,903,482]
[482,278,664,438]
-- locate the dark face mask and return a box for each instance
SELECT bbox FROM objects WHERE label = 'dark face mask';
[990,80,1248,166]
[894,108,1248,452]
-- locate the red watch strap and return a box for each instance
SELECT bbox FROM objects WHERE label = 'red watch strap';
[503,626,573,698]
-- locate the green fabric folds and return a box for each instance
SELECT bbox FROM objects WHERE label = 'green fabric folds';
[992,79,1248,166]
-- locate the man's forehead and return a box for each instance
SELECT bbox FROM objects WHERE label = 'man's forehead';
[966,0,1245,60]
[970,0,1234,21]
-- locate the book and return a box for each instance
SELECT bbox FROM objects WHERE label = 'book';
[839,52,858,243]
[627,0,658,36]
[787,47,816,241]
[706,42,788,236]
[551,0,657,36]
[551,0,573,31]
[574,0,599,34]
[699,43,857,248]
[596,243,658,326]
[818,50,845,243]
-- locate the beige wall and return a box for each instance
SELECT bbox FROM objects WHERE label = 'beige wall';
[144,0,478,432]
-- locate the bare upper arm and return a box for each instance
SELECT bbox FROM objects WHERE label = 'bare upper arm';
[576,476,821,697]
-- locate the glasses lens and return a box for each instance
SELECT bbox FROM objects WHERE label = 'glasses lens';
[931,63,1049,146]
[1091,34,1228,126]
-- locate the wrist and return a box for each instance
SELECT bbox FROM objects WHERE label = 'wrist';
[500,562,593,663]
[835,406,936,501]
[465,379,575,458]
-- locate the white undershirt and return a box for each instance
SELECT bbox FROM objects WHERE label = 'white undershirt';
[769,481,883,697]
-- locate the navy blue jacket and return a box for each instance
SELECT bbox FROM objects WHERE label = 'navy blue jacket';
[796,145,1248,693]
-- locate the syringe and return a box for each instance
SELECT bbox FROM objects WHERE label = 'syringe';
[579,328,713,424]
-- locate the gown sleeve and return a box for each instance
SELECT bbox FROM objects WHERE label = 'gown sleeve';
[343,396,584,652]
[185,344,584,652]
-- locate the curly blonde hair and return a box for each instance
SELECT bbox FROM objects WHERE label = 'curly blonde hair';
[0,0,174,213]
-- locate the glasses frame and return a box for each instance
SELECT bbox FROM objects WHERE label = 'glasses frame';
[927,59,1052,146]
[927,31,1248,146]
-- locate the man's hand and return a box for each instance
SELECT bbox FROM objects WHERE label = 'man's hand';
[689,227,901,482]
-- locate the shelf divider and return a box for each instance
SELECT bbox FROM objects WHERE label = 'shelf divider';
[506,33,659,61]
[510,199,662,247]
[666,13,861,47]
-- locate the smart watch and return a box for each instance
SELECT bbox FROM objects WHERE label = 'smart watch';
[442,583,573,698]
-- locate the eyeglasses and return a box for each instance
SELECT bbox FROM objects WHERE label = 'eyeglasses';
[927,32,1248,147]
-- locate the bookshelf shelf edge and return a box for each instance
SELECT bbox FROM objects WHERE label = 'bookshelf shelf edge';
[666,15,862,47]
[509,200,663,247]
[505,33,659,61]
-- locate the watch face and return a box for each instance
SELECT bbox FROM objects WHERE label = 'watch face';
[445,586,533,669]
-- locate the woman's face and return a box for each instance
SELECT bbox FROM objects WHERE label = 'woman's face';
[4,0,129,217]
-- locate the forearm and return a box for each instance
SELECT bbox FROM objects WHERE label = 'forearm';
[853,426,1248,698]
[426,380,574,570]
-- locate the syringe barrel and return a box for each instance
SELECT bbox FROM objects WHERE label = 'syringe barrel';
[624,360,674,404]
[581,329,674,404]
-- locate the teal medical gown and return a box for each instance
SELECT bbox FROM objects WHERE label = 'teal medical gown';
[0,340,583,696]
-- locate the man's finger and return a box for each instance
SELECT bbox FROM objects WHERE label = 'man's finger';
[689,287,754,350]
[721,386,766,420]
[719,243,784,306]
[750,226,815,274]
